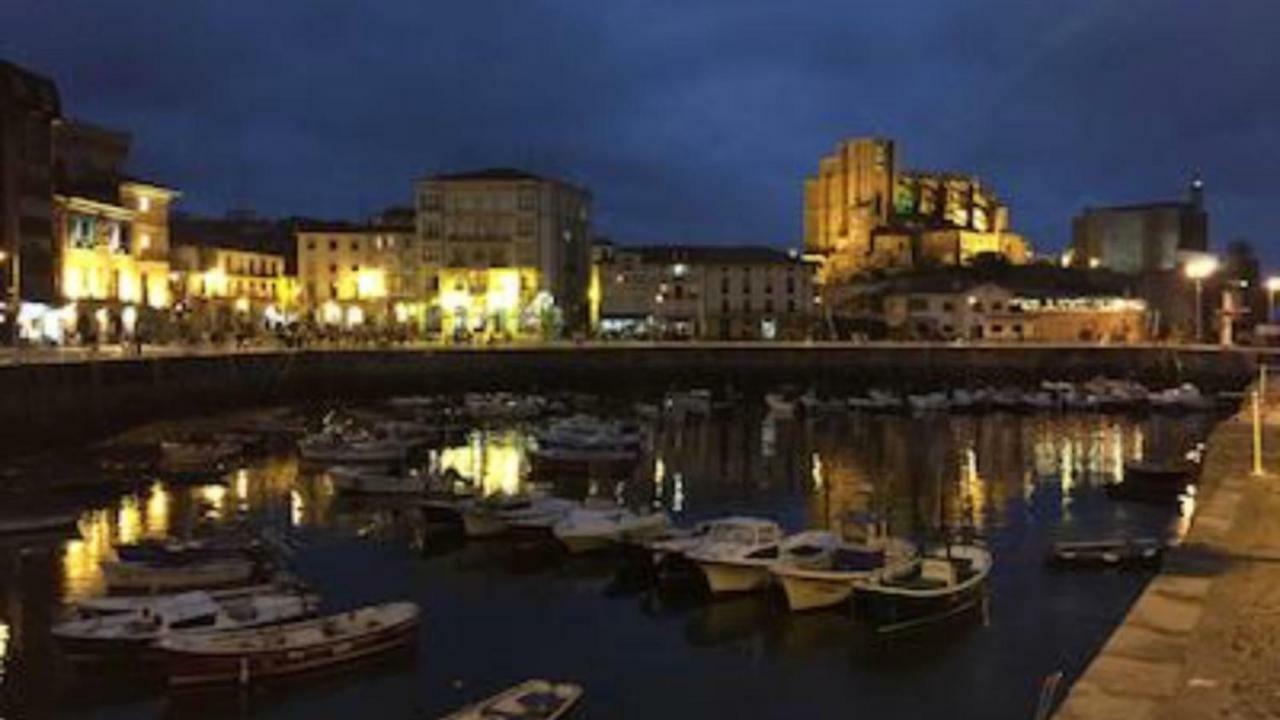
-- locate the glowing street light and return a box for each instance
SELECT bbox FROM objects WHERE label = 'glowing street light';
[1184,255,1219,343]
[1266,277,1280,323]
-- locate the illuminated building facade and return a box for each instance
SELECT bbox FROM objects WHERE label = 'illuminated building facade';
[804,137,1031,285]
[415,168,592,339]
[871,270,1148,343]
[597,244,817,340]
[0,61,61,306]
[296,219,421,329]
[49,120,178,342]
[171,213,298,327]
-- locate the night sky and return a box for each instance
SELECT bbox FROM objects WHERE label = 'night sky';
[3,1,1278,261]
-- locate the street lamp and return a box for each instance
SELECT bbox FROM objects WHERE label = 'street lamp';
[1184,255,1219,343]
[1266,277,1280,323]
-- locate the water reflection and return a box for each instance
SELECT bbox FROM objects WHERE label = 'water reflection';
[0,406,1218,719]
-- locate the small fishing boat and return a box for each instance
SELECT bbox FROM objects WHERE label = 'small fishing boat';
[441,679,584,720]
[1047,538,1165,570]
[552,504,670,554]
[798,391,846,416]
[1122,459,1196,486]
[155,601,420,687]
[113,538,258,566]
[53,589,320,658]
[461,495,578,538]
[298,431,409,465]
[72,580,306,617]
[101,558,258,594]
[907,392,950,414]
[769,527,919,612]
[854,543,992,631]
[684,518,790,594]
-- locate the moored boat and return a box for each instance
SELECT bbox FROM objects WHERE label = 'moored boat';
[441,679,584,719]
[684,517,790,594]
[159,440,240,476]
[769,528,918,612]
[854,543,992,632]
[1047,538,1165,570]
[0,512,80,536]
[552,504,670,554]
[155,601,420,687]
[328,466,433,495]
[72,580,307,617]
[461,495,578,538]
[53,589,320,659]
[101,558,258,594]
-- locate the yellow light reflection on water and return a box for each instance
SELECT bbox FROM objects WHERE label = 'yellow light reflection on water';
[290,489,305,527]
[199,484,228,520]
[811,452,824,490]
[438,430,525,496]
[116,495,142,545]
[0,620,8,685]
[145,481,170,534]
[63,509,115,601]
[959,446,986,530]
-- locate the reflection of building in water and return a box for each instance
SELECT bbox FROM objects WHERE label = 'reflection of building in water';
[64,483,173,601]
[436,429,527,496]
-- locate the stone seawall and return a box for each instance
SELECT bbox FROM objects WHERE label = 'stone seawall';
[0,344,1258,454]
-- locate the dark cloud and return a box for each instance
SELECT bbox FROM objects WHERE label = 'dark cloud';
[3,0,1278,261]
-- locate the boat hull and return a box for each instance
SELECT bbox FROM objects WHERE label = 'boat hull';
[462,512,509,539]
[772,570,856,612]
[855,580,986,628]
[159,616,418,687]
[696,560,771,594]
[101,561,256,594]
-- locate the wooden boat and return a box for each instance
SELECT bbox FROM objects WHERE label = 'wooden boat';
[854,544,992,632]
[155,601,420,687]
[101,558,257,594]
[552,505,670,554]
[113,538,258,565]
[441,679,584,719]
[73,580,306,617]
[684,518,794,594]
[1047,538,1165,570]
[769,529,919,612]
[461,496,577,538]
[53,589,320,659]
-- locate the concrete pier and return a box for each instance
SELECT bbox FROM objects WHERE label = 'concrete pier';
[0,343,1259,455]
[1056,382,1280,718]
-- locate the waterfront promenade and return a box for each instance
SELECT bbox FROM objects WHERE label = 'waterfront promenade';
[1057,379,1280,718]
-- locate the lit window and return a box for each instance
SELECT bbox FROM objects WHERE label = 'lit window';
[138,195,151,212]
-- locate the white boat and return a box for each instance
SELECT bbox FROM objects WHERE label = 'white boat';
[855,544,993,629]
[1150,383,1214,413]
[328,466,433,495]
[464,392,546,420]
[101,558,257,593]
[764,393,796,419]
[1021,391,1058,412]
[769,528,918,612]
[441,679,584,719]
[155,601,420,687]
[53,589,320,657]
[461,495,578,538]
[72,580,304,617]
[798,391,846,416]
[633,401,661,420]
[684,517,790,594]
[298,431,408,465]
[533,415,644,452]
[552,505,670,554]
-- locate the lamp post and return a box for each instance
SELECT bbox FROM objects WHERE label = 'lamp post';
[1266,277,1280,324]
[1184,256,1219,344]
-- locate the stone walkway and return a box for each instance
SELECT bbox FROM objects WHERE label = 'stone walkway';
[1057,394,1280,719]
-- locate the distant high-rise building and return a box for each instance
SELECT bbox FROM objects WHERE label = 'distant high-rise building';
[415,168,592,338]
[804,137,1030,287]
[1069,176,1208,274]
[0,61,61,303]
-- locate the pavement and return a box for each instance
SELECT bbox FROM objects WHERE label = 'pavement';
[1056,389,1280,719]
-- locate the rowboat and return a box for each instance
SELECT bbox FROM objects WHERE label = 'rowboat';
[769,530,919,612]
[101,558,258,594]
[155,601,420,687]
[441,679,584,719]
[53,589,320,658]
[0,512,80,536]
[72,580,307,617]
[854,544,992,632]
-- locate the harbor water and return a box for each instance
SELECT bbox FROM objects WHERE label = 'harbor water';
[0,403,1216,719]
